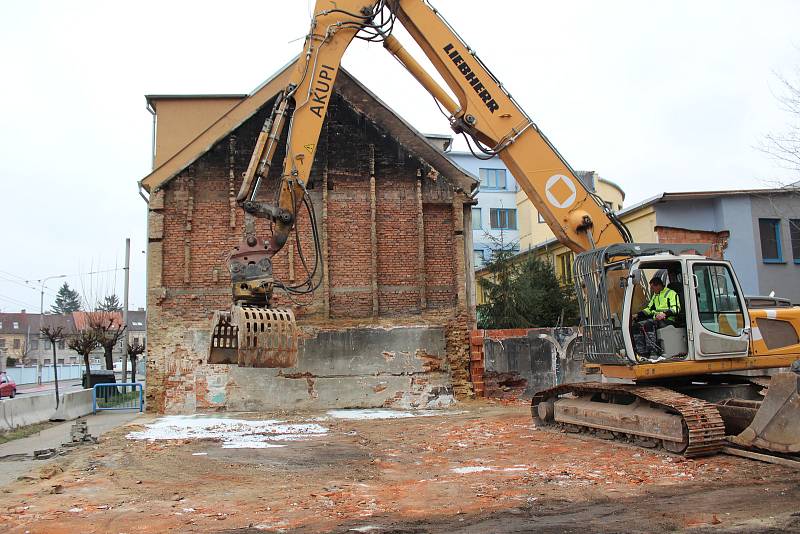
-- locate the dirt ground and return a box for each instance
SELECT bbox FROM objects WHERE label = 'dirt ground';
[1,401,798,533]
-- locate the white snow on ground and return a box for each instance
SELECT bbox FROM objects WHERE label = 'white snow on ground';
[326,408,459,420]
[451,465,532,474]
[126,415,328,449]
[451,466,493,474]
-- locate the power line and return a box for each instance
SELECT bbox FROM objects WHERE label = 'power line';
[0,293,38,310]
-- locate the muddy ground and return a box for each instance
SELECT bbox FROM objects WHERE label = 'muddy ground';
[0,401,798,533]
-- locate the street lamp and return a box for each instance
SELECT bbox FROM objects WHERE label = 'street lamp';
[36,274,67,385]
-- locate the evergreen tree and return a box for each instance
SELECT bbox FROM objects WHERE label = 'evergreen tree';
[477,245,578,329]
[51,282,82,314]
[97,294,122,312]
[513,255,578,327]
[477,241,527,329]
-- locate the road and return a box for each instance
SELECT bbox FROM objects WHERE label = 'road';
[10,375,144,399]
[14,379,84,398]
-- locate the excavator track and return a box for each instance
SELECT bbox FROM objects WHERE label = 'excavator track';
[532,382,727,457]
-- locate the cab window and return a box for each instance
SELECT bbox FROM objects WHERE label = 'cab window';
[692,264,745,336]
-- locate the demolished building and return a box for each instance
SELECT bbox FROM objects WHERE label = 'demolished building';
[138,61,479,413]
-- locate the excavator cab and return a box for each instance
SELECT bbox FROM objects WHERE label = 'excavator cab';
[569,242,800,454]
[574,243,753,365]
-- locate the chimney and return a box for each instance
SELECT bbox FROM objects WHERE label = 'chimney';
[21,309,25,314]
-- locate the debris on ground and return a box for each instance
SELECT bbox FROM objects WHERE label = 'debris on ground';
[0,403,797,533]
[62,420,98,448]
[33,448,58,460]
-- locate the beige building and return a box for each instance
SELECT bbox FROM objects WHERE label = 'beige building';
[516,171,626,250]
[477,192,658,306]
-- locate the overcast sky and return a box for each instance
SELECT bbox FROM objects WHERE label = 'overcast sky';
[1,0,798,314]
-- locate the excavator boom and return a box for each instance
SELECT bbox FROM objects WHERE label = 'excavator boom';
[200,0,800,456]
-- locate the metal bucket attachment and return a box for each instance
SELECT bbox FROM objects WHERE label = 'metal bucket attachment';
[209,310,238,364]
[233,305,298,368]
[730,372,800,454]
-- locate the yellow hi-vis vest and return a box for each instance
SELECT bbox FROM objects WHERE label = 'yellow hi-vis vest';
[642,287,679,322]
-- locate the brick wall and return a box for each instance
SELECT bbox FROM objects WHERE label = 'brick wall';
[655,226,729,259]
[146,91,474,412]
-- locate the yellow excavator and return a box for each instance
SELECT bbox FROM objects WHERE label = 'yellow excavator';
[209,0,800,456]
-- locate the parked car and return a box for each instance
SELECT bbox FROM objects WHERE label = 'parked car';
[0,372,16,399]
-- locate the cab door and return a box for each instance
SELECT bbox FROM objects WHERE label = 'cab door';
[688,261,750,359]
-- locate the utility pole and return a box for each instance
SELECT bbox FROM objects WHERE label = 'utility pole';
[122,238,130,383]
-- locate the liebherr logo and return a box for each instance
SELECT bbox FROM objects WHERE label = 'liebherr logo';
[310,64,335,118]
[443,43,499,113]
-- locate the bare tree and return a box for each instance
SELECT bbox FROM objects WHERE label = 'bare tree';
[68,330,100,388]
[761,70,800,182]
[40,326,64,409]
[127,341,145,383]
[88,312,126,372]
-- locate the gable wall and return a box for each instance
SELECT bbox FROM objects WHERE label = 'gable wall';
[146,92,473,413]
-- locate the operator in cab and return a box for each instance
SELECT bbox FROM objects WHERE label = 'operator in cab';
[632,275,679,357]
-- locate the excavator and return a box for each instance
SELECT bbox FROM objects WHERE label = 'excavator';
[208,0,800,457]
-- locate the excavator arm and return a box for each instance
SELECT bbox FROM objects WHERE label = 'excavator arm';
[244,0,629,263]
[213,0,631,367]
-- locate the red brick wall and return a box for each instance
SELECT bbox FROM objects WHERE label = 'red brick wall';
[655,226,729,259]
[147,91,473,411]
[423,204,456,308]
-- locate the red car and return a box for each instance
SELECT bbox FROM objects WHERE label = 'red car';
[0,372,16,399]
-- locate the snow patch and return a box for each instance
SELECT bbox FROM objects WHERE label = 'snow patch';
[126,415,327,449]
[451,466,493,474]
[326,408,458,420]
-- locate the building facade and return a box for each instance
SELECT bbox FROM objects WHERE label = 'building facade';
[139,64,480,413]
[445,152,520,268]
[476,185,800,305]
[0,310,132,371]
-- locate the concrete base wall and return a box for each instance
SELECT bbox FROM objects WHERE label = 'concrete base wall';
[477,327,596,399]
[157,324,457,413]
[0,389,94,431]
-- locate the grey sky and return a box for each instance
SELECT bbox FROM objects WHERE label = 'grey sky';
[1,0,798,313]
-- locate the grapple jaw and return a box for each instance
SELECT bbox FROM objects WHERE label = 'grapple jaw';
[209,305,298,368]
[729,372,800,454]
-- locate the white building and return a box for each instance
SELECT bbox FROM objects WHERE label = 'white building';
[445,151,520,267]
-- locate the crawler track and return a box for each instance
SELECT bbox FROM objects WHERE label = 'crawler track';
[532,382,727,457]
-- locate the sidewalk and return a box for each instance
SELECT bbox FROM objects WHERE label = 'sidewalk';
[0,411,145,485]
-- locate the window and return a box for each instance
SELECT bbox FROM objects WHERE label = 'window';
[12,322,18,329]
[692,264,745,337]
[30,339,38,350]
[537,212,546,224]
[133,337,140,345]
[490,208,517,230]
[0,339,5,348]
[44,359,51,365]
[13,339,20,349]
[45,340,52,350]
[471,208,482,230]
[790,219,800,264]
[557,251,574,285]
[479,168,507,189]
[758,218,783,263]
[473,250,485,268]
[58,340,65,350]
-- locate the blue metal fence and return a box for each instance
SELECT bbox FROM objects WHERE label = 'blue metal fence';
[92,383,144,414]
